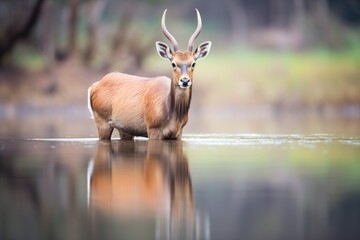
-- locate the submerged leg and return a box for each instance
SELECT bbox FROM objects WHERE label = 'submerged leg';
[148,128,163,140]
[93,113,113,140]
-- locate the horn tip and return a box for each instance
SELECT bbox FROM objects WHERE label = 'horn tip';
[162,9,167,17]
[195,8,201,20]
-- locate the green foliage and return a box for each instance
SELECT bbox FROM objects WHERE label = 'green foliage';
[11,44,45,71]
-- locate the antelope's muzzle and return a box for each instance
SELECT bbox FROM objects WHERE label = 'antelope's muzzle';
[179,78,191,88]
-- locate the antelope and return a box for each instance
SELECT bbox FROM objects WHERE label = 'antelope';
[88,9,211,140]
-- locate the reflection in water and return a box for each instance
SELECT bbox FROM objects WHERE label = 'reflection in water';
[0,136,359,240]
[0,140,92,240]
[88,140,207,240]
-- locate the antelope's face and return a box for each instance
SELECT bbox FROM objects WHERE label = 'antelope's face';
[155,9,211,89]
[171,52,195,89]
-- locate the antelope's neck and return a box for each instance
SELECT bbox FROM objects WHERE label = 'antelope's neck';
[169,79,192,121]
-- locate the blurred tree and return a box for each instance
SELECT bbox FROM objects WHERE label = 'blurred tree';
[101,9,132,71]
[83,0,107,66]
[226,0,248,43]
[41,0,58,94]
[101,0,161,72]
[0,0,45,64]
[314,0,332,46]
[329,0,360,25]
[294,0,305,32]
[0,0,359,70]
[68,0,79,57]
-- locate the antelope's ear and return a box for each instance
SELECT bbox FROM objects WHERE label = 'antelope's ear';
[156,41,173,60]
[194,41,211,60]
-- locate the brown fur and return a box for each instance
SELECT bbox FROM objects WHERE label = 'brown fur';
[89,51,196,140]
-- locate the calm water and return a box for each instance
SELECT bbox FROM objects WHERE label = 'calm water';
[1,134,360,240]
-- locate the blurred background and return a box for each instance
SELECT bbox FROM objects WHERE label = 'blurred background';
[0,0,359,138]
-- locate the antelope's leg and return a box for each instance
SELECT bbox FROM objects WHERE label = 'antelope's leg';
[93,112,113,140]
[118,129,134,140]
[148,128,163,140]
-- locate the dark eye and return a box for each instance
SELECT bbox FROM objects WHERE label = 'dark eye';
[191,62,196,68]
[172,62,176,68]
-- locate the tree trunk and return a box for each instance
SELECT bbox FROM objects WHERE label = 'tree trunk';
[225,0,248,44]
[83,0,106,66]
[314,0,336,47]
[68,0,79,56]
[41,0,58,94]
[101,10,132,71]
[273,0,286,28]
[294,0,305,45]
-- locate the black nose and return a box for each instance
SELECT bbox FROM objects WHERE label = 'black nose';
[180,78,190,86]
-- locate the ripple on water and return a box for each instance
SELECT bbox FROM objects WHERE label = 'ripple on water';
[182,134,360,146]
[24,134,360,146]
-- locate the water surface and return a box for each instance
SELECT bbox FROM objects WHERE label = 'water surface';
[0,134,360,240]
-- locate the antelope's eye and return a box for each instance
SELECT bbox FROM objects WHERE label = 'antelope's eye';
[171,62,176,68]
[191,62,196,68]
